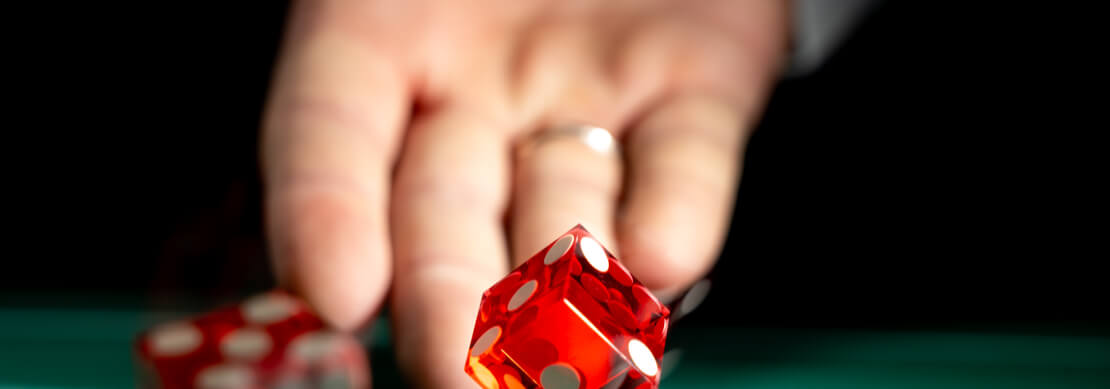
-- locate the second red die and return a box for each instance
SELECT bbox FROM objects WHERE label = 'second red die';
[135,290,368,388]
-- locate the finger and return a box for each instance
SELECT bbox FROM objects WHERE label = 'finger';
[389,107,512,388]
[509,21,633,131]
[510,125,623,264]
[507,22,631,262]
[617,94,750,293]
[262,0,409,330]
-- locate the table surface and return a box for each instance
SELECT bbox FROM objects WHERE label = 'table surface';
[1,306,1108,389]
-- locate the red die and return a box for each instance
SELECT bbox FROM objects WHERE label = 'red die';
[465,225,670,389]
[135,289,368,388]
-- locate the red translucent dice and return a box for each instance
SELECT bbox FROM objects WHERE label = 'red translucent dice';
[134,289,368,388]
[465,225,670,389]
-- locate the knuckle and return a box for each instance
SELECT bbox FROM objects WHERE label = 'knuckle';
[630,96,746,157]
[266,179,388,273]
[266,95,396,145]
[395,258,505,291]
[270,176,380,233]
[394,174,505,213]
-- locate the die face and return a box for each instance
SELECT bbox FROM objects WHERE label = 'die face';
[560,229,670,363]
[466,225,670,389]
[135,290,367,389]
[506,294,635,388]
[469,290,632,389]
[466,241,566,389]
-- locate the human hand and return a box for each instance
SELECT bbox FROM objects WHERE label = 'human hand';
[261,0,788,386]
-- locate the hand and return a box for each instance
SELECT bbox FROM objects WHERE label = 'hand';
[261,0,788,386]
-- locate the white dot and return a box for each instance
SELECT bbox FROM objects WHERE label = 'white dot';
[242,293,297,324]
[628,339,658,377]
[221,328,272,361]
[196,364,253,388]
[149,322,202,357]
[470,326,501,357]
[291,331,338,363]
[678,279,712,318]
[545,235,574,265]
[540,363,581,389]
[579,237,609,272]
[507,280,538,311]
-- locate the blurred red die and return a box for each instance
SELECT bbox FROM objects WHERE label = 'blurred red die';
[135,290,368,388]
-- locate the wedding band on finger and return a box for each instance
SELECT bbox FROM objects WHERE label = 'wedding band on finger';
[516,123,621,159]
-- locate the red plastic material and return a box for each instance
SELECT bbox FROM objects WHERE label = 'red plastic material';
[134,289,367,388]
[465,225,670,389]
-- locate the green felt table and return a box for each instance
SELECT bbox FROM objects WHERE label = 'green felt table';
[1,304,1108,388]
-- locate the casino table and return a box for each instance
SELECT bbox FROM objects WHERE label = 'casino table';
[2,298,1108,388]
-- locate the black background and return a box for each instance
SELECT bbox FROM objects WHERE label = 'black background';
[5,2,1105,333]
